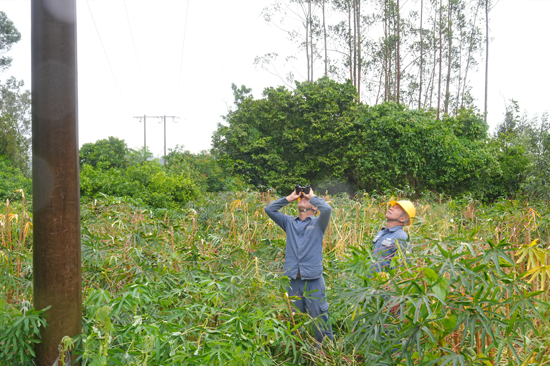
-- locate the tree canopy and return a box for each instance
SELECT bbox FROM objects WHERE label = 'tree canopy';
[213,77,503,198]
[79,136,130,169]
[213,77,360,191]
[0,11,21,72]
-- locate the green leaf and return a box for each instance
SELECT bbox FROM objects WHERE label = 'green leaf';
[422,268,438,283]
[441,314,457,331]
[433,281,448,302]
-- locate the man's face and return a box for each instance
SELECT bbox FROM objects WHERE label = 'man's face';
[386,204,405,222]
[297,197,316,212]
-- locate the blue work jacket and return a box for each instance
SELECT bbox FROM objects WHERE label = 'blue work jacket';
[264,196,331,280]
[371,226,409,271]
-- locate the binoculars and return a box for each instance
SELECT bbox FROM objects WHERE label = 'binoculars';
[295,184,311,197]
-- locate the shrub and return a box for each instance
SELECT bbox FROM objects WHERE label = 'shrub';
[0,155,31,201]
[0,301,49,365]
[79,136,129,170]
[165,146,250,192]
[80,160,202,208]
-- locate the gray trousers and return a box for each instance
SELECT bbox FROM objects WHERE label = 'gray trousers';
[288,275,334,343]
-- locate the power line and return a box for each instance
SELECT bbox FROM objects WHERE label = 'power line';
[176,0,190,103]
[85,0,122,95]
[123,0,148,106]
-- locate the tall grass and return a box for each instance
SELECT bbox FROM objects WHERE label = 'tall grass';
[0,190,549,365]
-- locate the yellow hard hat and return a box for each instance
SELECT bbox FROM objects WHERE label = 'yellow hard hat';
[389,200,416,225]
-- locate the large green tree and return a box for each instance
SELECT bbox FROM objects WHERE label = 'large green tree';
[214,78,500,197]
[345,103,498,196]
[213,77,360,191]
[79,136,130,169]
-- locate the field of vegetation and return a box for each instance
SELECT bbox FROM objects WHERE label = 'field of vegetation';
[1,3,550,365]
[2,189,549,365]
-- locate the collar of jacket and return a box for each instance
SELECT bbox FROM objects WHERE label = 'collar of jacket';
[380,225,403,232]
[294,215,313,222]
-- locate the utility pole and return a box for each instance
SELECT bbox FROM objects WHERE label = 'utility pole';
[32,0,81,365]
[134,115,177,164]
[133,115,147,150]
[160,115,177,164]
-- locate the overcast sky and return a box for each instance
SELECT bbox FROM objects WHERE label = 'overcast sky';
[1,0,549,156]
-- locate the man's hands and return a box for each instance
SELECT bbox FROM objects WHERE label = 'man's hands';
[303,189,315,200]
[286,188,315,202]
[286,190,300,202]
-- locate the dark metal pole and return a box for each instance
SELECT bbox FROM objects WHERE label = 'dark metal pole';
[163,115,166,164]
[31,0,81,365]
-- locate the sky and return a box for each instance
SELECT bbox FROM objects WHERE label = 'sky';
[1,0,549,156]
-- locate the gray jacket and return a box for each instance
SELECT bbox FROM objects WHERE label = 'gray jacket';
[264,196,332,280]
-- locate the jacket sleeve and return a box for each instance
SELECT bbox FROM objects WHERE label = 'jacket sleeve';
[310,196,332,233]
[264,197,290,231]
[395,231,409,253]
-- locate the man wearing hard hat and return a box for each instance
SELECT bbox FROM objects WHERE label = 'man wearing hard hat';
[370,200,416,272]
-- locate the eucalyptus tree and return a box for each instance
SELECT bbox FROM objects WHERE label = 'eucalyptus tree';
[484,0,492,122]
[0,11,21,72]
[260,0,326,84]
[418,0,424,109]
[259,0,487,117]
[0,12,30,174]
[443,0,452,115]
[436,0,443,119]
[330,0,364,95]
[458,0,483,110]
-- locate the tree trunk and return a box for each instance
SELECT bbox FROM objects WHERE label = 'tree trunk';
[323,0,328,76]
[305,0,311,82]
[462,2,481,107]
[309,0,314,81]
[456,23,462,113]
[357,0,361,100]
[444,0,452,115]
[484,0,489,122]
[418,0,423,109]
[396,0,401,103]
[353,0,357,87]
[437,0,443,119]
[376,61,384,104]
[428,11,437,109]
[348,1,353,81]
[388,1,393,100]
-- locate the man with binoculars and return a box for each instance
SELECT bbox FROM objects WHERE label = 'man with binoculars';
[264,185,333,345]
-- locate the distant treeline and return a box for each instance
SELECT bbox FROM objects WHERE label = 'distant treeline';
[1,78,548,205]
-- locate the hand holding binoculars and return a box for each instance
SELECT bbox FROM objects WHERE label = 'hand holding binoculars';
[295,184,311,198]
